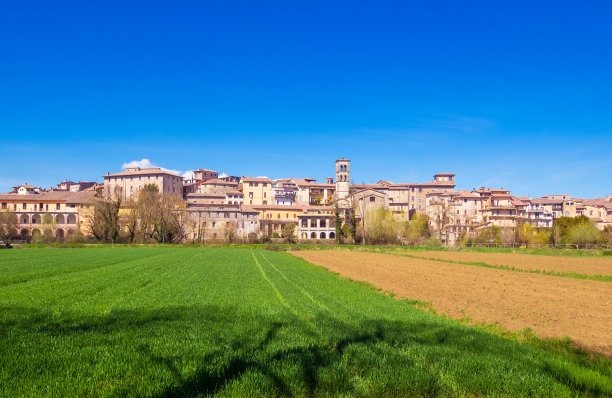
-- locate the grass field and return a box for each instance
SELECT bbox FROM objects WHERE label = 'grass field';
[1,247,611,397]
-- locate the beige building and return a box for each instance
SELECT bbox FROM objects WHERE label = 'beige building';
[0,191,95,240]
[197,179,239,194]
[298,207,336,240]
[103,167,183,199]
[240,177,272,205]
[184,203,260,241]
[193,169,218,181]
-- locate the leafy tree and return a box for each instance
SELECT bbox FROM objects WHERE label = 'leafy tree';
[365,208,400,244]
[348,205,357,243]
[567,222,600,246]
[281,223,296,244]
[334,203,343,243]
[0,210,19,247]
[551,215,591,245]
[403,213,431,245]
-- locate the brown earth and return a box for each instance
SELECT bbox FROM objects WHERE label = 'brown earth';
[402,251,612,276]
[292,250,612,356]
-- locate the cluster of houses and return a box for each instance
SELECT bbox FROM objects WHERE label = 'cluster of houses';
[2,158,611,243]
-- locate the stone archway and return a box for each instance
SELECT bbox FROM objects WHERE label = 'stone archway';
[20,214,29,224]
[55,214,65,224]
[56,229,65,238]
[320,232,326,239]
[329,232,335,239]
[31,229,42,241]
[20,229,29,240]
[67,214,77,224]
[31,214,41,224]
[310,232,316,239]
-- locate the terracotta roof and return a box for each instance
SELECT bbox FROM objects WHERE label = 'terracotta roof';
[531,198,563,205]
[186,193,226,198]
[104,168,182,178]
[0,191,95,203]
[194,168,217,173]
[434,172,455,176]
[226,190,243,195]
[245,205,307,211]
[241,177,272,183]
[199,179,237,185]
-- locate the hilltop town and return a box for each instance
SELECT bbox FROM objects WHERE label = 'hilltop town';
[1,158,611,245]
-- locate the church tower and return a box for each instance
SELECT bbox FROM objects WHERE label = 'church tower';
[335,158,350,203]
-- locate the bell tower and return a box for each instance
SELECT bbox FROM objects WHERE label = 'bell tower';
[335,158,350,204]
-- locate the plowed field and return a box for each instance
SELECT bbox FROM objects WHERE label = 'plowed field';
[404,250,612,276]
[292,250,612,356]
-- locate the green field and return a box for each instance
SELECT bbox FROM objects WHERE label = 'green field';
[1,248,611,397]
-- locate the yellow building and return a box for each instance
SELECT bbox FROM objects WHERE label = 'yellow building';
[0,191,96,240]
[240,177,272,205]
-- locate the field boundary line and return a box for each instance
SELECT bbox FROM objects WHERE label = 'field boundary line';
[250,251,297,316]
[260,252,330,313]
[384,252,612,283]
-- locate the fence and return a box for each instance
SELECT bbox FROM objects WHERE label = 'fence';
[463,242,612,250]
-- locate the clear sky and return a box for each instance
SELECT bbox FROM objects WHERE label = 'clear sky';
[1,0,611,198]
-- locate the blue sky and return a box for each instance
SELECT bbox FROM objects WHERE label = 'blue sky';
[1,0,611,198]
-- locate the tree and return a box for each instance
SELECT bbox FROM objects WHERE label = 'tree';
[334,203,343,243]
[365,208,400,244]
[429,200,451,245]
[348,203,357,243]
[551,215,591,246]
[0,210,18,247]
[88,192,122,243]
[281,223,296,244]
[403,213,431,245]
[567,222,600,246]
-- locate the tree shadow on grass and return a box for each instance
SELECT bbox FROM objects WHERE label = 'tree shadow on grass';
[1,305,611,397]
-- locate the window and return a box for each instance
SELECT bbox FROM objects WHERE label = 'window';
[254,183,259,187]
[264,192,266,198]
[45,204,48,211]
[249,192,253,198]
[369,197,375,202]
[263,200,267,204]
[411,196,415,202]
[419,205,423,210]
[418,197,422,202]
[418,188,422,192]
[249,182,253,187]
[23,203,27,210]
[286,213,289,219]
[212,222,216,227]
[263,183,267,187]
[1,203,5,210]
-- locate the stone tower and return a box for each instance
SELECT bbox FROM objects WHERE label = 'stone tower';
[335,158,350,203]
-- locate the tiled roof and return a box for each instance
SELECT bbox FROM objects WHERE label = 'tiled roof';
[0,191,95,203]
[241,177,272,183]
[104,168,182,178]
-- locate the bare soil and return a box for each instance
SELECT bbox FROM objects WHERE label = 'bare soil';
[292,250,612,356]
[403,251,612,276]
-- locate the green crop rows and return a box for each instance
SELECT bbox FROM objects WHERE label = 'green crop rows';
[0,248,610,397]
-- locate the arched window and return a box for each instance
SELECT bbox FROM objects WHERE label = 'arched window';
[320,232,326,239]
[310,232,316,239]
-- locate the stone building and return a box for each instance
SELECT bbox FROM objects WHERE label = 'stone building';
[103,167,183,200]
